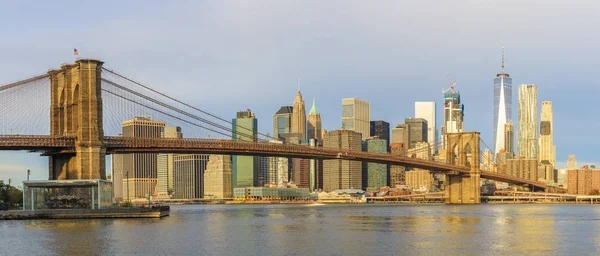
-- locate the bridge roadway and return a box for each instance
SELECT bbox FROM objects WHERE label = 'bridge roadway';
[0,135,547,189]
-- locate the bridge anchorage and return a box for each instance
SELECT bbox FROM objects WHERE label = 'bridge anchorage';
[0,59,551,205]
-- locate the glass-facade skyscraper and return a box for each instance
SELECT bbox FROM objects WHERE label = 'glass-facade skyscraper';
[494,45,512,155]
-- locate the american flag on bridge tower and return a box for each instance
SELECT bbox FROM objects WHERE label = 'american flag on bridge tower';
[74,48,78,56]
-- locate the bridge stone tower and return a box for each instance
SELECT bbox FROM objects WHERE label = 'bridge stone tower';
[445,132,481,204]
[48,59,106,180]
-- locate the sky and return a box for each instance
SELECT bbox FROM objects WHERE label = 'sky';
[1,0,600,185]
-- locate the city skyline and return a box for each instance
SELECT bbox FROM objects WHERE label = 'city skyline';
[1,1,599,184]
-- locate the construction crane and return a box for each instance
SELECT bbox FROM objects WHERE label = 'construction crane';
[442,75,459,93]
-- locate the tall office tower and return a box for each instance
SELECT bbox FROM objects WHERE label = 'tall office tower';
[256,156,270,187]
[370,120,390,149]
[504,122,515,155]
[539,101,556,165]
[481,148,494,171]
[307,98,322,141]
[293,158,310,188]
[365,138,388,191]
[121,116,165,200]
[273,106,293,140]
[391,124,410,151]
[232,110,258,187]
[441,87,464,149]
[405,142,434,191]
[157,126,183,198]
[203,154,233,199]
[342,98,371,139]
[405,118,428,149]
[567,155,577,170]
[494,45,513,154]
[517,84,539,159]
[322,130,363,191]
[173,154,208,199]
[291,88,307,141]
[389,143,406,187]
[267,140,289,186]
[308,139,322,192]
[111,154,124,199]
[415,102,436,150]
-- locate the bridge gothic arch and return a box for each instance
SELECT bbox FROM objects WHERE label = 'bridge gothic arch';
[444,132,481,204]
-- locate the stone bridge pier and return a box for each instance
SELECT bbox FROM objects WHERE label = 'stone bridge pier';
[445,132,481,204]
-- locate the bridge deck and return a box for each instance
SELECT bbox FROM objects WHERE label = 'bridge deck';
[0,135,547,189]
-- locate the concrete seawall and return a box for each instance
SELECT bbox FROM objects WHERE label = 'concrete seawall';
[0,206,170,220]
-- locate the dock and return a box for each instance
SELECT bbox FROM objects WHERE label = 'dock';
[0,206,170,220]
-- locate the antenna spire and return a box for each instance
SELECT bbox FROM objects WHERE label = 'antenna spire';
[297,77,300,92]
[501,43,505,74]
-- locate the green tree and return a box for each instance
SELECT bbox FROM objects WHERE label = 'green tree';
[0,180,24,209]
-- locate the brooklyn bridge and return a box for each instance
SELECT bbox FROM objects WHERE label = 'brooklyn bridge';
[0,59,549,204]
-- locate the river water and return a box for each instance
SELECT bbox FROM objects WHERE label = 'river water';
[1,204,599,255]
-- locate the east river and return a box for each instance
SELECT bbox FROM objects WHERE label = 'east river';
[1,204,600,255]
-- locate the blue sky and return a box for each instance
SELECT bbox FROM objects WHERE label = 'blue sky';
[1,0,599,185]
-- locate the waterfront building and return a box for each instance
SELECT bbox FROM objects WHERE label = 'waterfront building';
[557,169,568,188]
[232,110,258,187]
[173,154,209,199]
[370,120,390,149]
[405,118,428,149]
[156,126,182,198]
[267,140,289,186]
[307,98,322,141]
[341,98,370,139]
[517,84,539,159]
[494,45,513,154]
[291,88,307,141]
[391,124,410,151]
[415,102,437,151]
[233,187,310,200]
[120,116,165,200]
[567,155,577,170]
[272,106,293,140]
[322,130,363,192]
[111,154,124,200]
[539,101,556,180]
[567,167,600,195]
[364,138,388,191]
[257,156,270,187]
[203,154,233,198]
[292,158,310,188]
[496,157,538,182]
[441,88,464,149]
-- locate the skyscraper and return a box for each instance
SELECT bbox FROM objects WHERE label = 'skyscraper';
[504,122,515,155]
[120,116,165,199]
[539,101,556,165]
[494,45,513,154]
[391,124,410,151]
[415,102,436,150]
[203,154,233,199]
[232,109,258,187]
[567,155,577,170]
[157,126,182,198]
[517,84,539,159]
[322,130,363,192]
[291,88,307,141]
[173,154,208,199]
[405,118,428,149]
[441,88,464,149]
[307,98,322,141]
[342,98,370,140]
[364,138,388,191]
[370,120,390,149]
[273,106,293,140]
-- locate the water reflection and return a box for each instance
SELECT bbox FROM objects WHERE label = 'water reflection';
[0,204,598,255]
